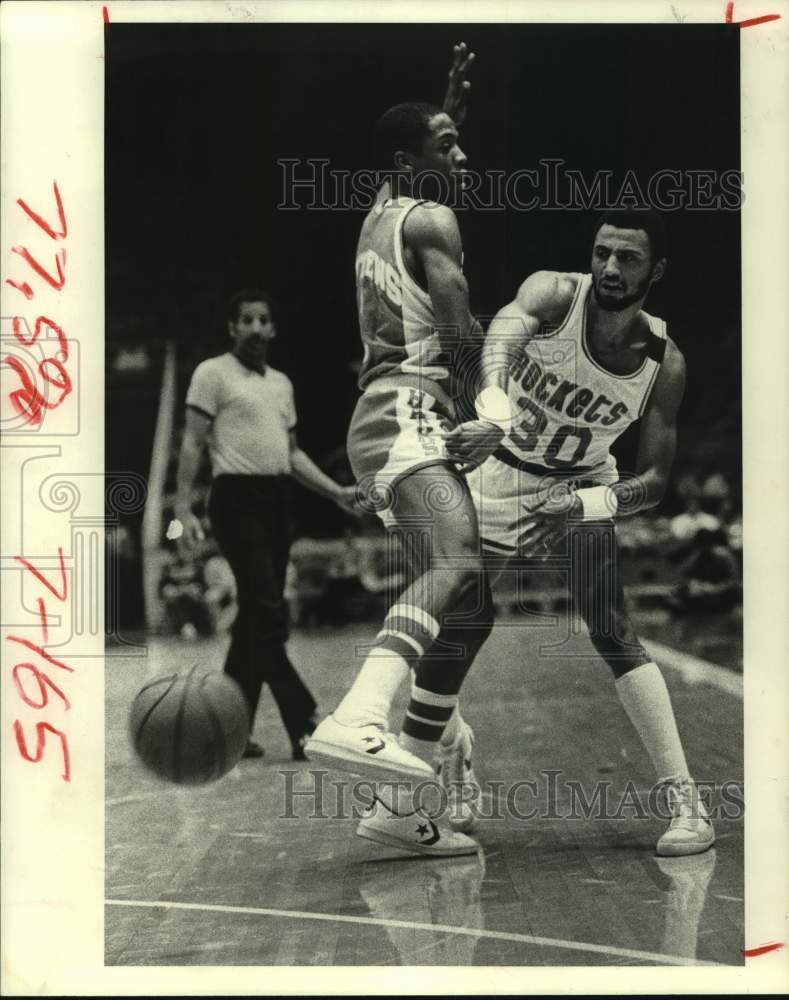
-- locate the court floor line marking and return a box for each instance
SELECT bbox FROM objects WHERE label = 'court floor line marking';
[641,639,742,699]
[105,897,721,966]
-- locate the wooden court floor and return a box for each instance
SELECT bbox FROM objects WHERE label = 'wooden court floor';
[105,614,743,967]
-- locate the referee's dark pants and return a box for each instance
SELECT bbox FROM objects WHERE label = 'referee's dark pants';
[208,474,316,748]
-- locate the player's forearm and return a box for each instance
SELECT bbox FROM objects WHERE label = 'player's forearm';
[174,439,202,513]
[430,271,475,350]
[608,470,667,517]
[479,306,539,392]
[290,448,343,502]
[570,468,667,522]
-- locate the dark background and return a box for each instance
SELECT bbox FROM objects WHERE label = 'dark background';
[106,23,741,536]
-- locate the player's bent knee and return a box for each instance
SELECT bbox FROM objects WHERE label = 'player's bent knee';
[588,632,651,679]
[445,563,483,609]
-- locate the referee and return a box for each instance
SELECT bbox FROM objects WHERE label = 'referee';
[173,289,357,759]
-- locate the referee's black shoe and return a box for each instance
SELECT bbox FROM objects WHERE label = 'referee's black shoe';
[291,715,318,761]
[242,740,265,759]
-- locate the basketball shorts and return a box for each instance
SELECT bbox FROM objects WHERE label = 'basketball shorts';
[467,449,649,674]
[466,448,619,555]
[347,375,457,527]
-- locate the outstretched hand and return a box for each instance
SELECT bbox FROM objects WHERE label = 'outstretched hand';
[512,493,583,558]
[443,42,476,126]
[445,418,503,474]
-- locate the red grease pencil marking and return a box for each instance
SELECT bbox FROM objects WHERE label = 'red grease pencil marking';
[726,3,781,26]
[103,5,109,23]
[37,598,49,643]
[738,13,781,25]
[742,942,784,958]
[17,181,67,240]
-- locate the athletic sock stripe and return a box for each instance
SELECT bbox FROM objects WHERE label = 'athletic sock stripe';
[402,715,444,742]
[374,634,420,665]
[410,686,458,709]
[405,710,445,728]
[407,699,454,723]
[386,603,440,640]
[382,617,433,652]
[376,629,423,657]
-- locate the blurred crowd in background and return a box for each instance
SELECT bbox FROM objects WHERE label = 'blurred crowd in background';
[135,457,741,644]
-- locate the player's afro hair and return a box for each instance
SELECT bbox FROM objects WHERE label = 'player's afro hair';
[226,289,277,325]
[373,102,444,169]
[593,208,668,265]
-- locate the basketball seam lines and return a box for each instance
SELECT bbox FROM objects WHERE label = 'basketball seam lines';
[132,676,179,758]
[172,664,200,785]
[201,674,228,781]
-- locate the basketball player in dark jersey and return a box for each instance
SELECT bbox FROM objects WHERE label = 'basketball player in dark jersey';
[307,45,489,855]
[445,209,714,856]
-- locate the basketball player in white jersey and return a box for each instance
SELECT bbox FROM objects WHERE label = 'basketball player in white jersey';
[445,208,714,856]
[306,46,489,855]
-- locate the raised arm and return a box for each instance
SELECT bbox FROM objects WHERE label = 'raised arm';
[442,42,475,126]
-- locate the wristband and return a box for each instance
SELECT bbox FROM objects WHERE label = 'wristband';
[576,485,618,520]
[474,385,513,430]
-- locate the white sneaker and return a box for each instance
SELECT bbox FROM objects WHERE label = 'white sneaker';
[656,778,715,857]
[436,720,480,833]
[304,714,434,781]
[356,795,479,857]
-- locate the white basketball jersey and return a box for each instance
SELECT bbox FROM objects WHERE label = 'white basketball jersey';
[501,273,667,474]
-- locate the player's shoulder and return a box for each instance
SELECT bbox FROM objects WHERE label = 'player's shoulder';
[192,352,230,378]
[403,200,460,246]
[661,335,686,379]
[647,334,686,413]
[514,270,580,321]
[264,364,294,389]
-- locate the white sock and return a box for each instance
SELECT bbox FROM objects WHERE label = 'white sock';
[333,647,410,729]
[615,662,691,782]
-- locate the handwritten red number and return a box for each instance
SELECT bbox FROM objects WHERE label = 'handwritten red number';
[4,279,34,300]
[13,315,69,362]
[13,663,71,711]
[16,181,68,241]
[2,354,47,424]
[10,246,66,292]
[13,720,71,782]
[2,354,72,426]
[5,635,74,673]
[39,356,73,400]
[14,548,67,602]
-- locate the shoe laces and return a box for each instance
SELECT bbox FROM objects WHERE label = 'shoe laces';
[664,779,708,824]
[438,731,473,787]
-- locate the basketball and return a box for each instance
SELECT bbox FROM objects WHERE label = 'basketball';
[130,667,249,784]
